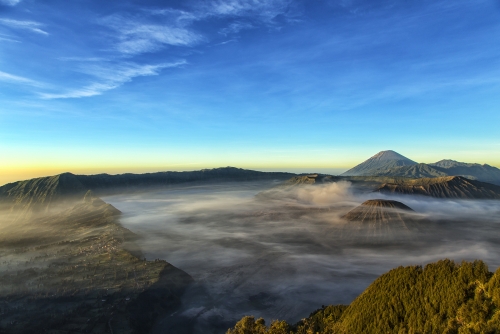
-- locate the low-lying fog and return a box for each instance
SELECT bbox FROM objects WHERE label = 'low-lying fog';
[104,181,500,333]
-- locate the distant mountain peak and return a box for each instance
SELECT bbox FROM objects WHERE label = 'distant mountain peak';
[341,150,417,176]
[370,150,415,162]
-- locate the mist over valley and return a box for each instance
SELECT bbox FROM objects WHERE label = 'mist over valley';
[104,177,500,332]
[2,151,500,333]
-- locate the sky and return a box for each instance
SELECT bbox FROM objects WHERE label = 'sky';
[1,0,500,185]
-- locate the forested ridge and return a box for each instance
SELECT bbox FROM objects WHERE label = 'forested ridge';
[227,260,500,334]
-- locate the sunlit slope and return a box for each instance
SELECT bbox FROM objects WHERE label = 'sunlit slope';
[266,174,500,200]
[376,176,500,199]
[342,199,423,238]
[0,192,193,334]
[228,260,500,333]
[370,163,449,178]
[430,160,500,185]
[341,150,418,176]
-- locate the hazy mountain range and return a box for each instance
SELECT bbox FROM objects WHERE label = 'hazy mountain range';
[342,150,500,185]
[3,153,500,216]
[0,168,293,216]
[376,176,500,199]
[2,152,500,333]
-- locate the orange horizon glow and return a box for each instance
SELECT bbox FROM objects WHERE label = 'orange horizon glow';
[2,158,500,186]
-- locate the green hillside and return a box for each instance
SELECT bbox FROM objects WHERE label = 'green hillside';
[227,259,500,334]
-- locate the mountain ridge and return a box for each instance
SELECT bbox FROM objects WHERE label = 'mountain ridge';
[376,175,500,199]
[0,167,296,214]
[343,150,500,185]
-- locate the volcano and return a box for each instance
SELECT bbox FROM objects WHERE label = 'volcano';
[376,176,500,199]
[341,150,417,176]
[342,199,424,240]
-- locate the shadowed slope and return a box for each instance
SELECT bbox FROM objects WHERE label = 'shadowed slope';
[0,192,193,334]
[74,167,294,192]
[0,173,86,215]
[376,176,500,199]
[0,168,295,211]
[0,168,295,218]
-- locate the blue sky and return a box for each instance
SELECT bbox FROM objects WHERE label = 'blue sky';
[1,0,499,184]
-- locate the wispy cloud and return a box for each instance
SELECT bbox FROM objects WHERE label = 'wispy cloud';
[0,0,21,6]
[204,0,293,21]
[213,39,238,46]
[100,0,296,56]
[40,60,186,99]
[0,70,43,87]
[219,21,254,35]
[0,33,20,42]
[0,18,48,35]
[100,15,201,55]
[40,82,119,99]
[145,8,198,26]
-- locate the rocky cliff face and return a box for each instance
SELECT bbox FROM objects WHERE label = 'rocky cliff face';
[0,190,193,334]
[376,176,500,199]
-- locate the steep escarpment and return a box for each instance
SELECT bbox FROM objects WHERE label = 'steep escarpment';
[376,176,500,199]
[430,160,500,185]
[0,167,295,215]
[0,172,87,215]
[74,167,294,192]
[0,192,193,334]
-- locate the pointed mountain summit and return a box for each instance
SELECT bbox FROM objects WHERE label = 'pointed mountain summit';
[370,150,413,161]
[342,150,417,176]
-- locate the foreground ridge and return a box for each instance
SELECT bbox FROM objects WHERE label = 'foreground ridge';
[227,259,500,333]
[0,192,193,334]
